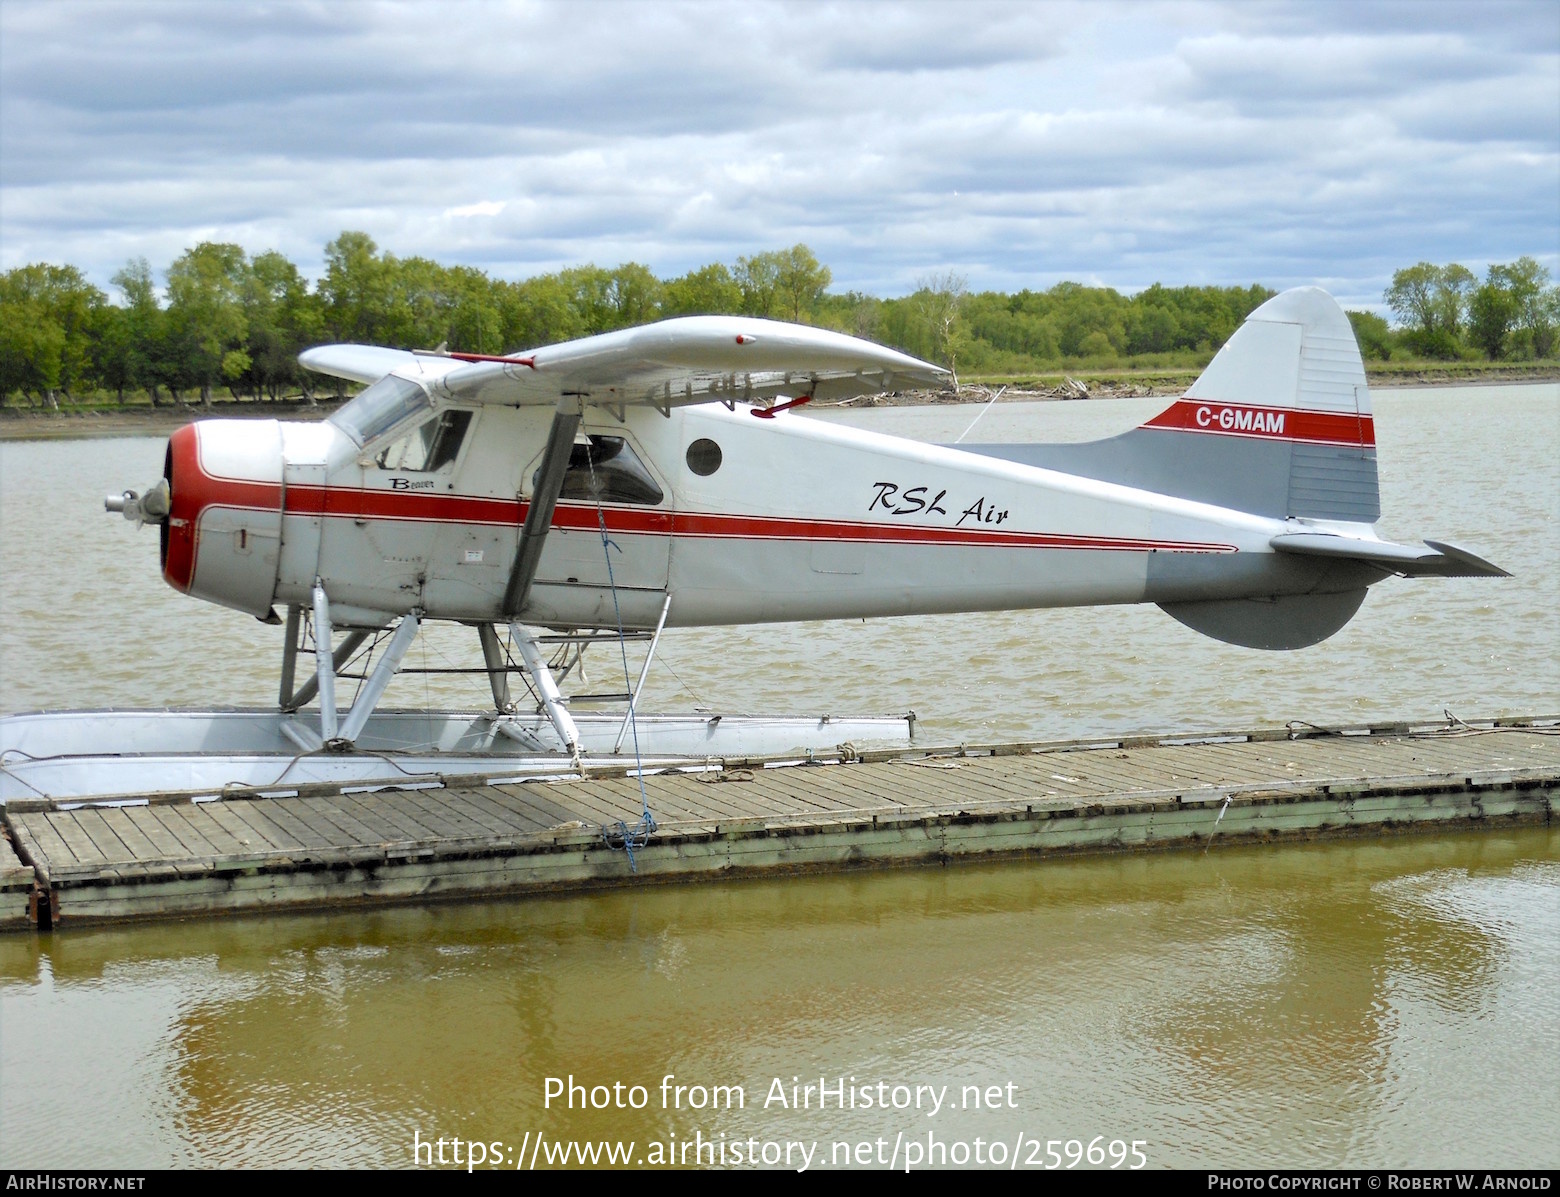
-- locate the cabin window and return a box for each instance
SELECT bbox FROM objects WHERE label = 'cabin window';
[330,375,431,446]
[686,438,722,476]
[540,435,664,506]
[375,410,474,472]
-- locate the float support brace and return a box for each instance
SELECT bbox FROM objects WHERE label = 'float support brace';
[279,604,302,708]
[511,623,581,763]
[614,593,672,754]
[335,611,422,747]
[478,623,513,712]
[312,581,338,742]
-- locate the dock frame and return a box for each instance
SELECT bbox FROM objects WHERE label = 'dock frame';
[2,715,1555,929]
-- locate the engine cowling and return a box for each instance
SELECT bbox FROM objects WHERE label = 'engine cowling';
[161,420,286,618]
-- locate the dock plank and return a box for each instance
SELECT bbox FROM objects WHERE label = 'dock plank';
[70,809,137,864]
[6,816,75,871]
[121,807,192,861]
[254,799,339,850]
[218,801,307,852]
[526,782,644,827]
[369,795,480,842]
[456,788,553,836]
[486,784,585,828]
[172,804,249,857]
[298,796,390,846]
[279,796,383,847]
[434,791,527,838]
[46,812,111,866]
[135,805,209,858]
[201,801,284,853]
[94,807,162,860]
[329,793,432,845]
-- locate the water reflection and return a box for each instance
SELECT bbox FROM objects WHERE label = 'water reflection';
[3,828,1554,1167]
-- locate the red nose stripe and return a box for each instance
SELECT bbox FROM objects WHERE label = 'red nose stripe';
[162,424,283,592]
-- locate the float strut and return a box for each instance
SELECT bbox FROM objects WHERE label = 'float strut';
[613,593,672,754]
[312,580,338,742]
[285,630,368,712]
[278,604,302,708]
[510,623,581,764]
[335,611,422,747]
[478,623,513,712]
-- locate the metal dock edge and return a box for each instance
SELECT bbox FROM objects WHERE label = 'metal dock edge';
[3,716,1556,928]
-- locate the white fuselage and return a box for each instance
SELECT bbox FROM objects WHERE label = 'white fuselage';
[163,402,1344,634]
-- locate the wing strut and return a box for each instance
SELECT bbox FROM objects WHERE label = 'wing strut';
[503,400,582,617]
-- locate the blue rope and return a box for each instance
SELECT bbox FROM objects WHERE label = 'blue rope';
[584,441,657,871]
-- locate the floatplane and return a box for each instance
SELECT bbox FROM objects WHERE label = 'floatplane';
[0,287,1505,804]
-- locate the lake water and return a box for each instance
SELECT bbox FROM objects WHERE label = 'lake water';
[0,385,1556,1169]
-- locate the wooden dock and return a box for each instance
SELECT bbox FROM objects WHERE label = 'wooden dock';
[2,715,1555,928]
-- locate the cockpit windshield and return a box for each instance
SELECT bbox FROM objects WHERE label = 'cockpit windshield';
[329,375,431,446]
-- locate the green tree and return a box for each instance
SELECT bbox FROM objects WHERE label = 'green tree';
[1468,280,1520,360]
[557,264,617,334]
[0,276,66,406]
[662,263,743,316]
[910,272,969,377]
[1385,262,1476,358]
[321,231,394,343]
[0,263,104,407]
[107,257,169,404]
[166,242,250,406]
[1346,310,1395,361]
[243,250,321,399]
[447,265,503,355]
[1492,256,1559,359]
[604,263,663,327]
[773,244,831,322]
[734,251,783,318]
[499,273,587,349]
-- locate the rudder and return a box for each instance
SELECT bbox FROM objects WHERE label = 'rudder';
[958,286,1380,523]
[1137,286,1378,522]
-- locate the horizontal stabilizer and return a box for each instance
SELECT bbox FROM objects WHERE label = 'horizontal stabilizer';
[1271,533,1509,578]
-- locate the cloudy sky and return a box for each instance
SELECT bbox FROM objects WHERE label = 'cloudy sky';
[1,0,1556,311]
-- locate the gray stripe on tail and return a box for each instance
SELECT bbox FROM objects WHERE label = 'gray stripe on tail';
[957,428,1377,522]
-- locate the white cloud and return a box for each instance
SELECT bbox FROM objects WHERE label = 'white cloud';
[1,0,1554,305]
[444,201,507,219]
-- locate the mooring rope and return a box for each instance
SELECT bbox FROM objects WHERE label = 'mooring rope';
[583,437,657,871]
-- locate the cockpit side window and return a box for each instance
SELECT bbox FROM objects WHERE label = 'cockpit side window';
[375,410,474,472]
[539,435,664,506]
[330,375,431,446]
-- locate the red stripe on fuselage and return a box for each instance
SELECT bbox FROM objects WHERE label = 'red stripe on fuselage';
[1142,398,1375,448]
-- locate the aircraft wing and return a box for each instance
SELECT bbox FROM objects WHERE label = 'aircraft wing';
[297,344,422,385]
[302,316,948,412]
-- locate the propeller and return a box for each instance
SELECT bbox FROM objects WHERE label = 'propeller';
[105,477,170,528]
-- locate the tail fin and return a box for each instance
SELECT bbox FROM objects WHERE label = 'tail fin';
[1137,286,1378,522]
[958,287,1379,523]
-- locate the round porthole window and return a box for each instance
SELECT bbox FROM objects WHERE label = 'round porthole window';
[686,438,723,476]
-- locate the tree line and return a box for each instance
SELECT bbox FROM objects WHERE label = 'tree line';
[1,234,1554,408]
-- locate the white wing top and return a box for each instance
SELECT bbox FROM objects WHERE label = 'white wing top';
[299,315,948,412]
